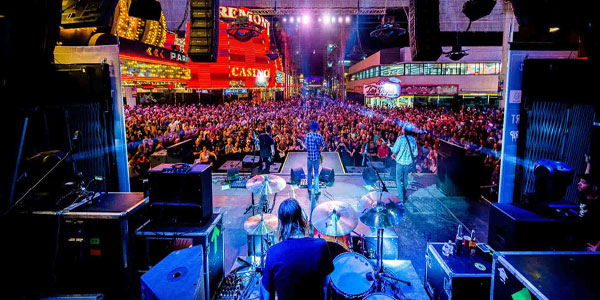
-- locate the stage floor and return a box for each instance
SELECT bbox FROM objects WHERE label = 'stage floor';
[211,172,491,295]
[280,151,346,175]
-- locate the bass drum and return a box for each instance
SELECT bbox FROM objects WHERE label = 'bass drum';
[330,252,375,299]
[363,293,396,300]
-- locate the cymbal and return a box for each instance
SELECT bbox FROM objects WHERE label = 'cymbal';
[357,191,401,215]
[246,174,287,195]
[359,203,405,229]
[311,201,358,237]
[244,213,279,235]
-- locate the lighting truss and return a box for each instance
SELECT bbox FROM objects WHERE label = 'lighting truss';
[249,8,386,16]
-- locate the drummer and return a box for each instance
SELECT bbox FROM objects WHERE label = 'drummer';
[261,198,334,300]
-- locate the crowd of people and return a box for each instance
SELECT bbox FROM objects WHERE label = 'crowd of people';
[125,96,503,195]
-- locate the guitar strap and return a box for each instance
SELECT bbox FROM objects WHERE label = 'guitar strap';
[404,134,416,165]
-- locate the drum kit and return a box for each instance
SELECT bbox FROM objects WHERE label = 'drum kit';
[314,190,411,299]
[241,173,409,299]
[243,174,286,270]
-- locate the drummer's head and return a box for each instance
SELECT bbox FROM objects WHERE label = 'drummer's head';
[277,198,307,241]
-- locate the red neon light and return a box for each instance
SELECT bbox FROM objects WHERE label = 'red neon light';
[122,76,188,83]
[119,55,189,67]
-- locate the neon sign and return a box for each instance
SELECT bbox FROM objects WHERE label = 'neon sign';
[231,67,270,78]
[219,6,270,35]
[364,80,400,98]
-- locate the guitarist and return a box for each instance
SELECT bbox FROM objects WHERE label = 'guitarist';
[390,124,418,203]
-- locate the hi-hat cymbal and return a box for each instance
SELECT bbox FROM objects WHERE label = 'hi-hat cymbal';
[357,191,401,215]
[246,174,287,195]
[244,213,279,235]
[311,201,358,236]
[359,203,405,229]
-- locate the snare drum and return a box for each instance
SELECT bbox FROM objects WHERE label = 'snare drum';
[315,228,351,252]
[330,252,375,298]
[363,293,396,300]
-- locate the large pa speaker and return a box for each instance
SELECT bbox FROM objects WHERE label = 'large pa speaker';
[129,0,162,21]
[319,168,335,186]
[141,245,206,300]
[408,0,442,61]
[188,0,219,62]
[290,167,306,184]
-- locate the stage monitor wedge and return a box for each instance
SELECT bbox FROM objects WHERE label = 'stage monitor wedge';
[408,0,442,61]
[188,0,219,62]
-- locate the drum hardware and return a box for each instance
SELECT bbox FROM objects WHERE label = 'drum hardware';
[359,171,411,297]
[245,174,286,216]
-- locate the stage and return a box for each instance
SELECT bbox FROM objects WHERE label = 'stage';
[210,171,491,289]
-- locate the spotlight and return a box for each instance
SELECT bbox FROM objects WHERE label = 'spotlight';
[283,17,287,23]
[338,16,343,23]
[290,17,294,23]
[302,15,309,24]
[331,16,336,23]
[345,16,351,23]
[296,16,301,23]
[318,17,322,23]
[324,15,331,24]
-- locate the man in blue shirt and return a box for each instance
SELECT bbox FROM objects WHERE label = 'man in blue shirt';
[391,124,418,202]
[305,121,325,194]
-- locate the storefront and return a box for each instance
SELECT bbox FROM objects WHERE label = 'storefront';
[348,47,503,108]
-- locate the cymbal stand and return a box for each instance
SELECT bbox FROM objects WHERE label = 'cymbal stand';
[372,227,411,292]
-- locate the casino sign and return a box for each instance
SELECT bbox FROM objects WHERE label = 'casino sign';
[219,6,270,35]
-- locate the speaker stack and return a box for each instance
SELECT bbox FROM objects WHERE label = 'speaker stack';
[188,0,220,62]
[408,0,442,61]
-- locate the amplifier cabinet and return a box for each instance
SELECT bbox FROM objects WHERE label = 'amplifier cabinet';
[148,163,213,224]
[424,243,492,300]
[135,210,224,300]
[488,203,581,251]
[491,251,600,300]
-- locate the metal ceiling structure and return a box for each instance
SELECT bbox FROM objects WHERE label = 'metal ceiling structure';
[160,0,506,32]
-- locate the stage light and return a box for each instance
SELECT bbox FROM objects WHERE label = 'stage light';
[345,16,351,23]
[283,17,287,22]
[549,27,560,33]
[290,17,294,23]
[338,16,343,23]
[331,16,336,23]
[296,16,301,23]
[302,15,309,24]
[324,15,331,24]
[318,17,322,23]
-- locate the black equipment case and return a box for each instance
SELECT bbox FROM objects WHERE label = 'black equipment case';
[491,251,600,300]
[425,242,493,300]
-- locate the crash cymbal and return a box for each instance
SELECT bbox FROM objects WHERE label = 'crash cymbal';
[244,213,279,235]
[246,174,287,195]
[311,201,358,236]
[357,191,401,215]
[359,203,405,229]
